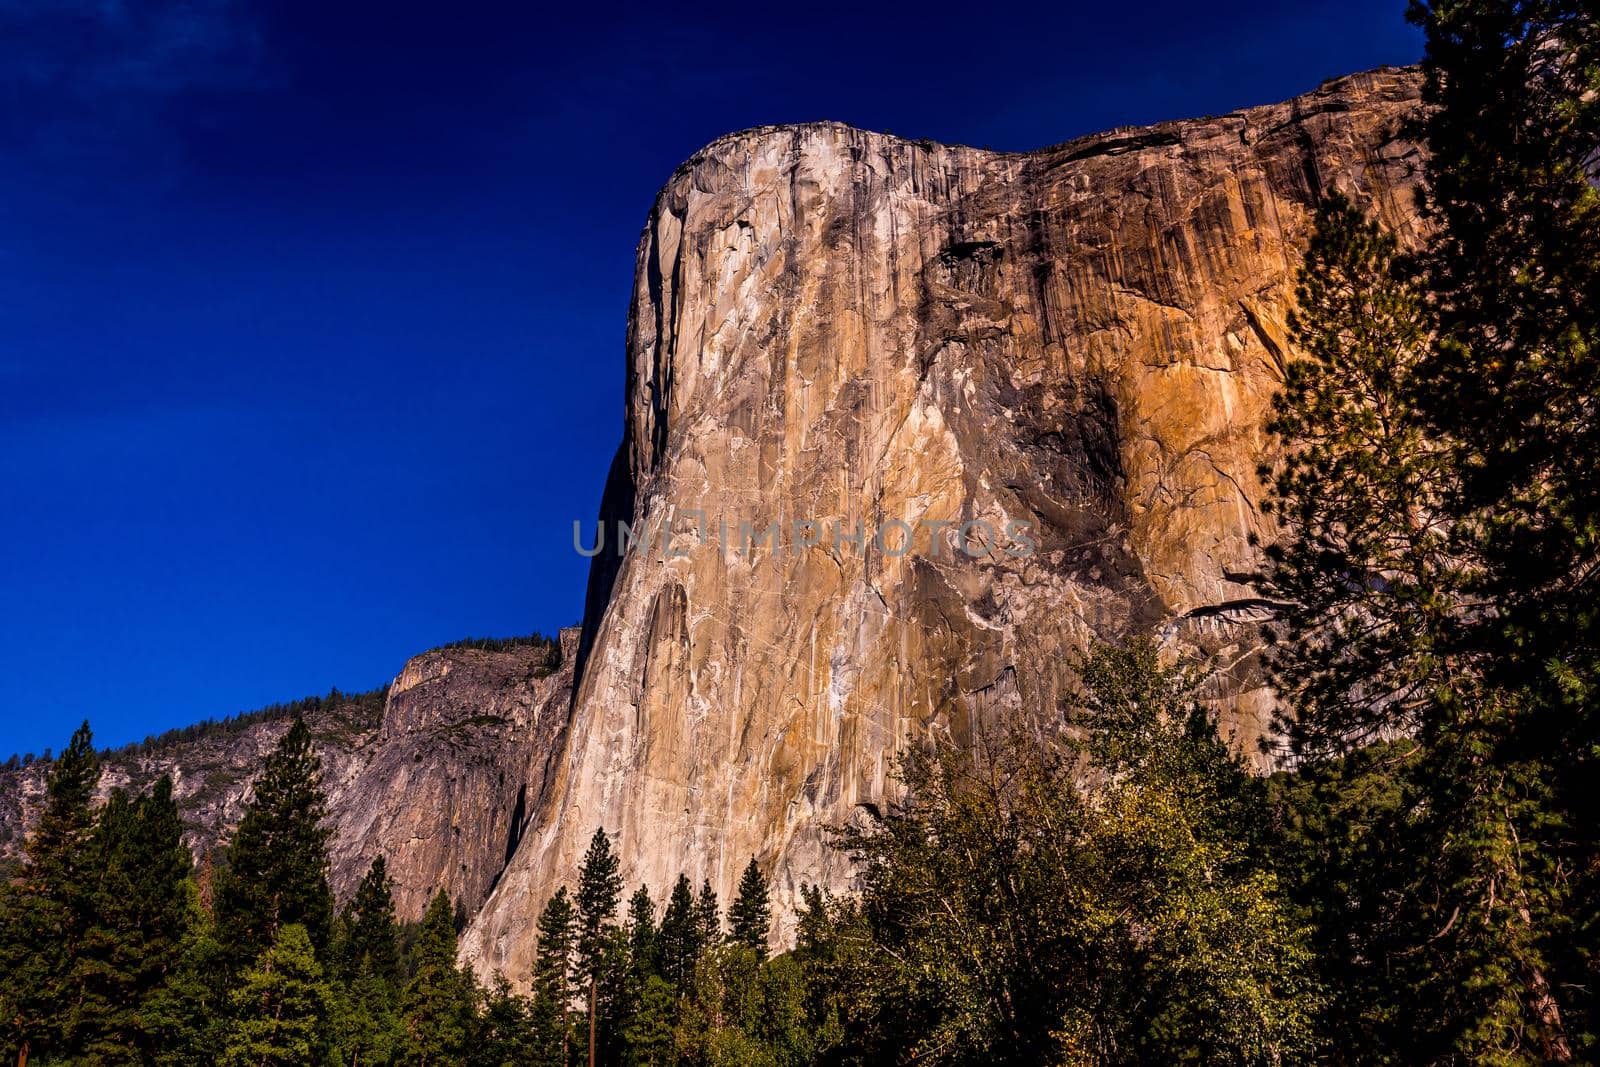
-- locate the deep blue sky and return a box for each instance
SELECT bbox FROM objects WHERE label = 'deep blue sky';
[0,0,1421,757]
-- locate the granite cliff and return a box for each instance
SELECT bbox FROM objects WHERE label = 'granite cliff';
[327,632,576,918]
[460,67,1428,984]
[0,630,577,921]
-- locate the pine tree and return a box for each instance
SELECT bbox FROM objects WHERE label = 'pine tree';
[0,721,99,1066]
[1262,195,1548,1063]
[1260,3,1600,1046]
[475,974,538,1067]
[695,880,720,951]
[610,883,660,1060]
[594,925,634,1066]
[220,923,332,1067]
[626,884,657,977]
[532,886,576,1064]
[1409,1,1600,711]
[329,855,403,1066]
[70,776,194,1061]
[141,878,229,1066]
[727,859,771,958]
[327,905,354,981]
[575,829,622,1067]
[1259,194,1449,754]
[525,983,566,1067]
[347,855,401,984]
[330,968,400,1067]
[1405,3,1600,1053]
[57,788,137,1061]
[622,975,676,1065]
[214,717,335,967]
[400,888,476,1065]
[1267,740,1413,1055]
[657,874,699,989]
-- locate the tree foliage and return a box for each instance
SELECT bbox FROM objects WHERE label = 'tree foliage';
[1257,2,1600,1059]
[657,875,700,989]
[6,6,1598,1062]
[221,923,331,1067]
[727,860,771,958]
[0,721,100,1064]
[69,776,194,1062]
[831,642,1318,1065]
[1260,195,1453,753]
[400,889,477,1065]
[214,717,335,967]
[347,855,402,985]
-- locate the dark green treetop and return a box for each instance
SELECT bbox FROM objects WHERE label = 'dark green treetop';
[728,858,771,957]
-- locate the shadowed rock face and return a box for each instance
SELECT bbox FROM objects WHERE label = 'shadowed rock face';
[0,630,578,923]
[328,632,578,919]
[461,68,1428,984]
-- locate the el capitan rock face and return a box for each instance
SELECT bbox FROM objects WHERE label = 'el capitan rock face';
[461,68,1428,982]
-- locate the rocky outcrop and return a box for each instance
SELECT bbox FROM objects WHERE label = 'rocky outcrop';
[461,68,1428,984]
[327,631,577,919]
[0,694,385,876]
[0,631,577,921]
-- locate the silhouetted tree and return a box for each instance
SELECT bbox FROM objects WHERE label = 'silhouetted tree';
[657,874,699,989]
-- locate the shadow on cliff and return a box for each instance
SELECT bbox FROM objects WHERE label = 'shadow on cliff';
[572,439,636,698]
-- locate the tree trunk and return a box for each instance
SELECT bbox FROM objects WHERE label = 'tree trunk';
[17,1038,28,1067]
[1526,957,1572,1062]
[588,975,598,1067]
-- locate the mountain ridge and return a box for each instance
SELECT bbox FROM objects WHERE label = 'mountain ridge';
[0,629,578,921]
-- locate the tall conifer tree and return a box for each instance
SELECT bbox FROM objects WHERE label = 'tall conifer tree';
[477,974,538,1067]
[347,855,401,984]
[657,874,699,988]
[695,880,720,950]
[1408,5,1600,1050]
[575,829,621,1067]
[400,889,475,1065]
[214,718,335,967]
[70,777,193,1061]
[533,886,577,1065]
[220,923,331,1067]
[626,885,657,977]
[331,856,403,1066]
[728,859,771,958]
[141,880,228,1065]
[1262,3,1600,1056]
[0,721,99,1066]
